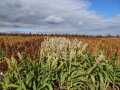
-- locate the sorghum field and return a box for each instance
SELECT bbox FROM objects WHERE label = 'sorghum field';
[0,34,120,90]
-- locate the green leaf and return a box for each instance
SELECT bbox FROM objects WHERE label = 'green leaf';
[26,71,34,86]
[88,83,95,90]
[69,77,88,83]
[46,83,53,90]
[90,75,96,85]
[99,73,105,90]
[33,80,37,90]
[39,83,53,90]
[87,63,97,74]
[61,72,68,85]
[6,84,19,88]
[20,81,26,90]
[71,70,87,78]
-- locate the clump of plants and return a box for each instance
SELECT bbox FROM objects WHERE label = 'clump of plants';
[0,37,120,90]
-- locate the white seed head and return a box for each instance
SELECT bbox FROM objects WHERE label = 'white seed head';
[96,54,104,63]
[40,37,87,64]
[82,43,88,51]
[0,72,3,75]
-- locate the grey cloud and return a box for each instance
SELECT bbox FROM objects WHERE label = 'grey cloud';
[0,0,120,35]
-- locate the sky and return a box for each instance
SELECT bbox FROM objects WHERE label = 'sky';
[89,0,120,18]
[0,0,120,35]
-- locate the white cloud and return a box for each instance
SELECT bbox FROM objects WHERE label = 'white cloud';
[0,28,9,33]
[44,15,64,24]
[78,21,83,25]
[0,0,120,35]
[0,29,5,32]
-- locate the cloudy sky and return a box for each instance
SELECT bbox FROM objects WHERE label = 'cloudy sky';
[0,0,120,35]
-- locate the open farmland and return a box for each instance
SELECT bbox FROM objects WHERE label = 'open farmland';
[0,35,120,63]
[0,34,120,90]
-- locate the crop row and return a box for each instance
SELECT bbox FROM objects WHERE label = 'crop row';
[0,37,119,90]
